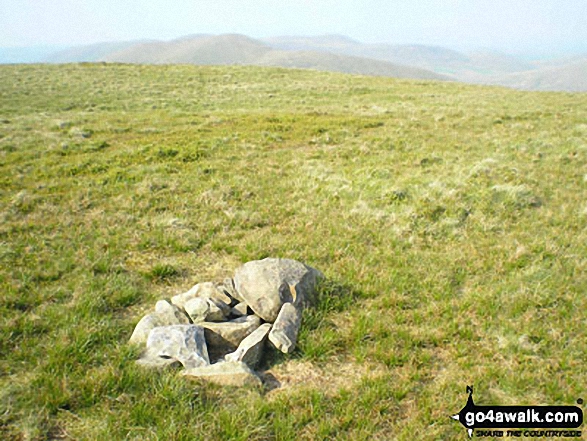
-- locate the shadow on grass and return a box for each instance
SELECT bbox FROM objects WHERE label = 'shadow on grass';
[259,278,366,374]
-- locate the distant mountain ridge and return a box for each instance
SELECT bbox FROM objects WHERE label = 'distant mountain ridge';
[3,34,586,91]
[263,35,587,91]
[100,34,449,81]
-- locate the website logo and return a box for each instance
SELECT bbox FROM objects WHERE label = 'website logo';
[451,386,583,438]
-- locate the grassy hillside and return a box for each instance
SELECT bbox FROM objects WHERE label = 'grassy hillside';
[1,63,586,440]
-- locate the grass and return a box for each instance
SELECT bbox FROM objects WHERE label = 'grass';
[1,63,586,440]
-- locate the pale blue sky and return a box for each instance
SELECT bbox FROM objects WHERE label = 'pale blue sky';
[1,0,586,55]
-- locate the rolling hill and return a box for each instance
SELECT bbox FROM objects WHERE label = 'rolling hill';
[477,58,587,92]
[99,34,449,81]
[5,33,586,91]
[264,35,587,91]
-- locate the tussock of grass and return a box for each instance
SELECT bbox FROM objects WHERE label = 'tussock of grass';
[1,63,586,440]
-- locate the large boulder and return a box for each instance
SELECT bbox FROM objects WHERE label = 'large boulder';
[233,258,321,322]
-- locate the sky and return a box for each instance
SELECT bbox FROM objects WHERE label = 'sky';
[1,0,586,56]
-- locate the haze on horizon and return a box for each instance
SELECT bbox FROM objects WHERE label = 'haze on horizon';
[1,0,586,58]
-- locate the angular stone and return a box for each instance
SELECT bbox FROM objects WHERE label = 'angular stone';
[206,298,229,321]
[129,314,165,345]
[143,324,209,369]
[171,282,233,309]
[233,258,322,322]
[230,302,250,318]
[182,361,262,387]
[268,303,302,354]
[185,297,228,322]
[155,300,191,324]
[201,315,261,359]
[225,323,271,369]
[129,304,190,346]
[183,297,210,323]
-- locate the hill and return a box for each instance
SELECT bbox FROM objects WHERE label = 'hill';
[45,41,149,63]
[265,35,587,91]
[480,58,587,92]
[104,34,273,65]
[265,35,502,75]
[101,34,449,80]
[1,63,586,439]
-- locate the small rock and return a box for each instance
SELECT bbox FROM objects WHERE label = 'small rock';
[129,314,165,345]
[207,298,229,321]
[225,323,271,369]
[184,297,228,322]
[230,302,250,317]
[155,299,191,324]
[182,361,262,388]
[183,298,210,322]
[233,258,322,322]
[268,303,302,354]
[129,302,191,346]
[141,324,209,369]
[201,315,261,359]
[171,282,233,309]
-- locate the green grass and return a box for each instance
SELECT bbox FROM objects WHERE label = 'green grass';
[1,63,586,440]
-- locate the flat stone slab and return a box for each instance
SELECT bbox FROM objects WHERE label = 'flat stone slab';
[142,324,210,369]
[201,315,261,358]
[268,303,302,354]
[182,361,262,387]
[225,323,272,369]
[129,302,191,346]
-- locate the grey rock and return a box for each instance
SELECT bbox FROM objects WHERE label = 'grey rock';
[142,324,209,369]
[185,297,228,322]
[129,304,190,346]
[201,315,261,359]
[206,298,229,321]
[183,297,210,323]
[171,282,233,309]
[155,300,191,324]
[182,361,262,387]
[233,258,322,322]
[225,323,272,369]
[268,303,302,354]
[129,314,165,345]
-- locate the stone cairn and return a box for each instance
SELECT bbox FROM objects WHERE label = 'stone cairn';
[129,258,323,387]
